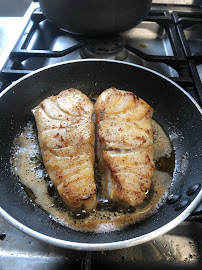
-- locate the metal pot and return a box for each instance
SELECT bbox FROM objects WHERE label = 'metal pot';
[38,0,152,36]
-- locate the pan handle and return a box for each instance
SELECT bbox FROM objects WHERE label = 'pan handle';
[81,251,91,270]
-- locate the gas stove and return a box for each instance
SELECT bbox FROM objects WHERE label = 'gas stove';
[0,1,201,269]
[0,2,202,106]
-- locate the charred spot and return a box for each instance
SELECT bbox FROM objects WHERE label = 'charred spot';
[135,136,146,143]
[56,144,63,148]
[62,181,69,187]
[132,93,137,102]
[67,88,75,92]
[145,154,151,163]
[54,133,60,138]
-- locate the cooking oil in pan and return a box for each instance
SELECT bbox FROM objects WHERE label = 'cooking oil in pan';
[10,120,174,232]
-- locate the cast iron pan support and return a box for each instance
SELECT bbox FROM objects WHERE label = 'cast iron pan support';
[81,251,91,270]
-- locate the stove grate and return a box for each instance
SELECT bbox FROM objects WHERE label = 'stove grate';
[0,8,201,106]
[173,11,202,105]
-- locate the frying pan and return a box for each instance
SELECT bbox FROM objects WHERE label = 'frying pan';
[0,59,201,251]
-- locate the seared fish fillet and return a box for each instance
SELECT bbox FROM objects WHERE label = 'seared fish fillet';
[32,89,96,211]
[95,88,154,207]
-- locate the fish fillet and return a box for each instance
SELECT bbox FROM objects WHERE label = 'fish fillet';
[95,87,155,206]
[32,88,96,211]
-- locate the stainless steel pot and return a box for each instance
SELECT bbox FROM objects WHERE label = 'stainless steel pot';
[38,0,152,36]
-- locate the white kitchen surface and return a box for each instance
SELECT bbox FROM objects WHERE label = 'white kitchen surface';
[0,17,22,55]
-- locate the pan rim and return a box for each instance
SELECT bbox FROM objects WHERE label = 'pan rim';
[0,59,201,250]
[0,189,201,250]
[0,59,201,113]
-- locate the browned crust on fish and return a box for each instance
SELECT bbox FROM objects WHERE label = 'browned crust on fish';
[95,87,155,207]
[33,88,96,211]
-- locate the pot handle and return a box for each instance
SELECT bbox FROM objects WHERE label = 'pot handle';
[81,251,91,270]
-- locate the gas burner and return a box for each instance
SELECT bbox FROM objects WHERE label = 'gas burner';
[80,36,128,60]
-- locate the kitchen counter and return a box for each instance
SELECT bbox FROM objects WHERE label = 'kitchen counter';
[0,0,32,16]
[0,0,32,53]
[0,1,38,71]
[0,17,23,55]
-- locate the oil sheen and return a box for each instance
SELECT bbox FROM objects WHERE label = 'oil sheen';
[10,119,174,232]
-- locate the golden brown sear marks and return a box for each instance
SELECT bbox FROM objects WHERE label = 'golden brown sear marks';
[95,88,155,207]
[32,89,96,211]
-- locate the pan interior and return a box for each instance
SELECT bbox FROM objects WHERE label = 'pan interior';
[0,60,201,245]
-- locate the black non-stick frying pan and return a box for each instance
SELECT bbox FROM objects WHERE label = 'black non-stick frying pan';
[0,59,201,251]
